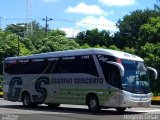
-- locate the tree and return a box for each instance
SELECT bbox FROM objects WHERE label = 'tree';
[108,45,120,51]
[80,43,91,49]
[139,42,160,92]
[76,28,112,47]
[122,47,137,55]
[140,43,160,67]
[114,9,160,49]
[139,17,160,45]
[34,35,80,53]
[48,29,66,36]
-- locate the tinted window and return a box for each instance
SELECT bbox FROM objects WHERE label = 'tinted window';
[98,55,122,89]
[4,60,29,74]
[4,55,98,76]
[53,55,99,76]
[4,58,54,74]
[76,55,98,76]
[28,59,49,74]
[52,57,75,73]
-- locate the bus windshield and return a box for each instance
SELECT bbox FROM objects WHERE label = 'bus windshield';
[121,59,150,94]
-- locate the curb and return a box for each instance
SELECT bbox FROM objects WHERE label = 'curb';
[0,92,3,98]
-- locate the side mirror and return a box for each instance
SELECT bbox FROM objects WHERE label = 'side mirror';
[147,67,158,80]
[107,61,124,76]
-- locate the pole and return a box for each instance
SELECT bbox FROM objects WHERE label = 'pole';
[42,16,53,33]
[18,36,20,56]
[45,16,48,33]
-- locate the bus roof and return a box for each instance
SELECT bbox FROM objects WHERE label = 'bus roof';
[4,48,144,62]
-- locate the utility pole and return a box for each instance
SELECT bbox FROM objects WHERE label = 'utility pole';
[12,24,25,56]
[42,16,53,33]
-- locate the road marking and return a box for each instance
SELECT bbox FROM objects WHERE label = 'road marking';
[136,109,160,113]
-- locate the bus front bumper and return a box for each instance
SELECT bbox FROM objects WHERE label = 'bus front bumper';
[120,97,151,107]
[119,92,152,107]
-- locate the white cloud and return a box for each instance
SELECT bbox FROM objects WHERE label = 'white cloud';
[76,16,118,33]
[66,2,106,15]
[99,0,136,7]
[60,28,80,38]
[43,0,59,2]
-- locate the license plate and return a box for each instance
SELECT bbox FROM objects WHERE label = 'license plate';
[137,102,143,106]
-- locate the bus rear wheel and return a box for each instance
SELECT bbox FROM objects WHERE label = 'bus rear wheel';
[47,103,60,108]
[22,92,33,107]
[88,96,101,112]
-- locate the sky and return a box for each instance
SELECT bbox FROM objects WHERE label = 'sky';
[0,0,156,37]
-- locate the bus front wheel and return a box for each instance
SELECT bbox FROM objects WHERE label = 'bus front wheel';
[88,95,101,112]
[116,107,126,113]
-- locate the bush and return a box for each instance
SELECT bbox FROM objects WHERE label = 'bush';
[0,86,2,92]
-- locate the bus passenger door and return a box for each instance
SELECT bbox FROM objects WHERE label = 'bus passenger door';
[99,60,121,107]
[108,64,122,107]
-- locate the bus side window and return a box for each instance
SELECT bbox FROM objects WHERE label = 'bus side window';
[98,57,122,89]
[4,61,17,74]
[4,60,29,74]
[51,55,99,77]
[28,59,49,74]
[76,55,99,77]
[52,58,75,73]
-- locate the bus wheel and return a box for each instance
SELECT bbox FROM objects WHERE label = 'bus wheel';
[88,96,101,112]
[22,93,32,107]
[47,103,60,108]
[116,107,126,113]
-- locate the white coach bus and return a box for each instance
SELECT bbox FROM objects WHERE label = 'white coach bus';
[3,48,158,112]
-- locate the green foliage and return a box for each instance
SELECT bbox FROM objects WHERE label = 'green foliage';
[123,47,137,55]
[108,45,120,51]
[34,35,80,53]
[139,17,160,45]
[76,28,112,47]
[115,9,160,49]
[80,43,91,49]
[140,43,160,67]
[139,42,160,91]
[48,29,66,36]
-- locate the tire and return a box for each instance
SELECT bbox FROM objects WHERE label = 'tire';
[116,107,126,113]
[47,103,60,108]
[88,95,101,112]
[22,93,33,107]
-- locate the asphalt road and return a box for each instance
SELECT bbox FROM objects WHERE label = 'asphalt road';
[0,98,160,120]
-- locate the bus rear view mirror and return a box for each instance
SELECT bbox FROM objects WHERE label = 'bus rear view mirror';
[107,61,124,77]
[147,67,158,80]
